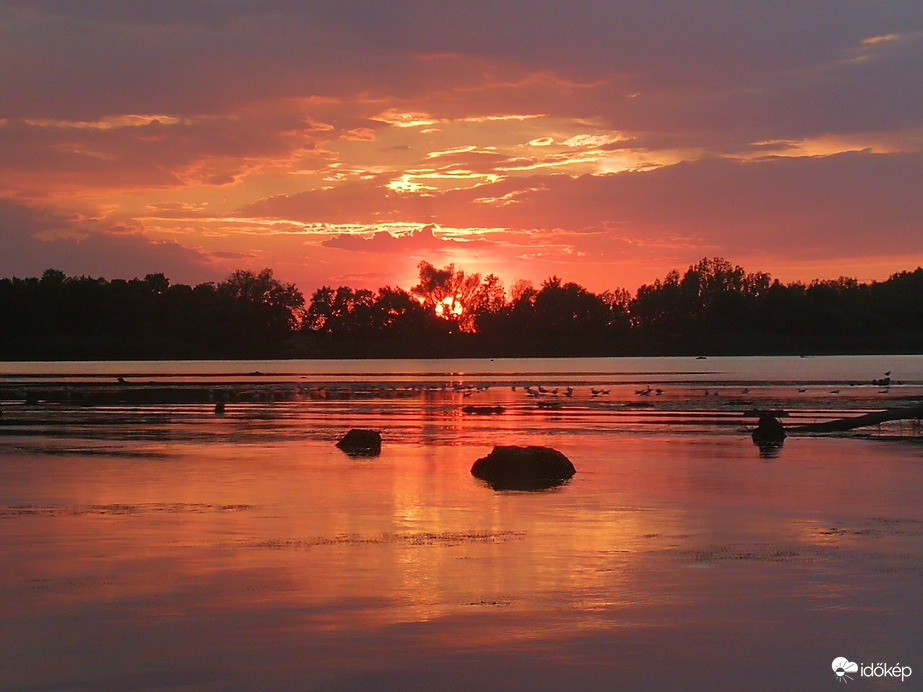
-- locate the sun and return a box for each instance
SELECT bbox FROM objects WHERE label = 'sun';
[434,295,465,318]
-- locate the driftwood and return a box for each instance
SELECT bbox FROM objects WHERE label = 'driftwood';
[792,402,923,433]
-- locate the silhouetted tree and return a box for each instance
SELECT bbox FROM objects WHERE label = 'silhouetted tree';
[370,286,432,337]
[411,261,482,332]
[2,259,921,359]
[306,286,375,335]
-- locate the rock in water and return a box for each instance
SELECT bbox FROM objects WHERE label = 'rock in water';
[336,429,382,457]
[471,445,576,490]
[462,405,505,415]
[751,415,786,444]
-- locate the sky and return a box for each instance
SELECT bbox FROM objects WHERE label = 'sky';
[1,0,921,295]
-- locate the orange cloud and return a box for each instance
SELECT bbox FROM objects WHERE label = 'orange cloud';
[2,2,921,294]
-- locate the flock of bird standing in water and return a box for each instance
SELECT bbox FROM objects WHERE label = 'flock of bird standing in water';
[0,370,898,425]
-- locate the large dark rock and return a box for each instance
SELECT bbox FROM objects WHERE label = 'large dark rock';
[471,445,576,491]
[336,428,382,457]
[752,415,786,444]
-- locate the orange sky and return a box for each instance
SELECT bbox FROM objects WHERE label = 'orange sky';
[1,2,921,294]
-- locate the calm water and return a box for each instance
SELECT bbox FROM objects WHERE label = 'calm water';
[2,354,922,384]
[1,357,921,691]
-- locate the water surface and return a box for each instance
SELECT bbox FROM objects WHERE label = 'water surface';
[1,357,921,691]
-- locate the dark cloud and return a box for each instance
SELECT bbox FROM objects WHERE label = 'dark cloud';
[0,199,220,282]
[321,223,490,255]
[3,1,920,140]
[323,224,443,253]
[241,175,428,223]
[212,250,254,260]
[0,107,331,191]
[0,198,71,235]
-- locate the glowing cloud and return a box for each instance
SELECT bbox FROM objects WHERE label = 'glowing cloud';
[0,2,920,294]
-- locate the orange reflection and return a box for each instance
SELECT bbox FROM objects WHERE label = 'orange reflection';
[2,415,921,687]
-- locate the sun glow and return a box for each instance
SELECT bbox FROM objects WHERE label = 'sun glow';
[387,175,436,194]
[434,295,465,318]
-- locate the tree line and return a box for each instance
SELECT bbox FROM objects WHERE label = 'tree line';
[1,258,921,359]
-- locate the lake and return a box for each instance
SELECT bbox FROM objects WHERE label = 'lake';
[1,356,921,691]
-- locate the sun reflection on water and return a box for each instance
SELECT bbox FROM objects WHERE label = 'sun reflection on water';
[0,394,921,689]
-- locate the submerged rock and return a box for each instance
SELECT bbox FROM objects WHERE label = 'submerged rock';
[462,405,505,415]
[756,440,784,459]
[743,408,789,419]
[752,415,786,444]
[471,445,576,491]
[336,428,382,457]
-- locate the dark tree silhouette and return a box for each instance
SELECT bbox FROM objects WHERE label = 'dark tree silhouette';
[411,261,483,332]
[1,258,921,359]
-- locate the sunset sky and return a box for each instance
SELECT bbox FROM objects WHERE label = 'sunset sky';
[1,1,921,294]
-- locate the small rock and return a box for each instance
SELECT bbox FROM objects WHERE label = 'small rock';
[336,429,382,457]
[462,405,505,415]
